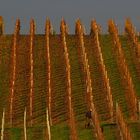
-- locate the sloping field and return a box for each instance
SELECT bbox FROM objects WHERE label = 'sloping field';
[0,19,140,140]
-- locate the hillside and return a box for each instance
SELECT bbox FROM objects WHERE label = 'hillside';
[0,19,140,140]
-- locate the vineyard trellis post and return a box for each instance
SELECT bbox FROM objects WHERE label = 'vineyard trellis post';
[91,20,114,122]
[24,107,27,140]
[116,103,123,140]
[61,19,78,140]
[29,19,35,126]
[45,19,52,126]
[10,19,20,126]
[1,108,5,140]
[46,108,51,140]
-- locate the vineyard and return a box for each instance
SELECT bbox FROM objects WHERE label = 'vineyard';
[0,16,140,140]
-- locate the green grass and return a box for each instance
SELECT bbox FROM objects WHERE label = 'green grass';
[2,126,46,140]
[27,126,45,140]
[51,122,70,140]
[103,124,118,140]
[129,122,140,140]
[77,121,96,140]
[11,128,22,140]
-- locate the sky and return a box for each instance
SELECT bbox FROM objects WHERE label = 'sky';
[0,0,140,34]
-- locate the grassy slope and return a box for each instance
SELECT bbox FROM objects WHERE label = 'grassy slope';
[33,35,47,125]
[120,36,140,98]
[119,36,140,140]
[0,34,140,139]
[100,35,129,117]
[103,124,119,140]
[84,35,111,122]
[129,122,140,140]
[67,35,96,140]
[0,35,12,139]
[50,35,70,140]
[100,35,130,140]
[0,35,12,112]
[0,35,12,106]
[12,35,30,127]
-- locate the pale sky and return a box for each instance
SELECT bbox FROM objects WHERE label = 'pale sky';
[0,0,140,34]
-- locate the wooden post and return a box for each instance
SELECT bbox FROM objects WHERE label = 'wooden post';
[116,103,123,140]
[29,19,35,126]
[10,19,20,126]
[91,20,114,122]
[24,108,27,140]
[61,19,78,140]
[46,19,52,126]
[1,108,5,140]
[46,108,51,140]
